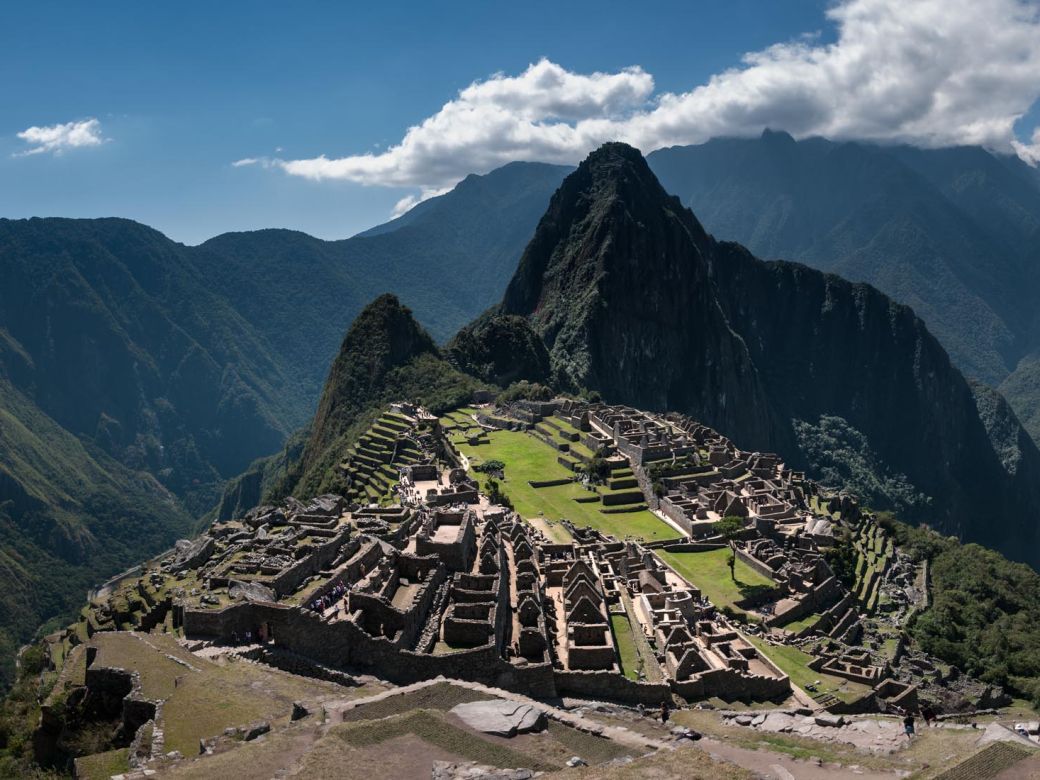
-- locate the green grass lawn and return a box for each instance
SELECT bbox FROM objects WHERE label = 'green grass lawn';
[656,548,775,614]
[74,748,130,780]
[744,636,871,703]
[610,613,640,680]
[781,613,822,634]
[455,428,676,542]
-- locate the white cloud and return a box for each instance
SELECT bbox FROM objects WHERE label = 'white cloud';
[231,156,280,169]
[1014,126,1040,164]
[15,118,106,156]
[251,0,1040,203]
[391,186,451,218]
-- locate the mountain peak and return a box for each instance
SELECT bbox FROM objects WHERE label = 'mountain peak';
[300,294,436,465]
[287,293,479,497]
[581,140,648,168]
[760,127,796,145]
[501,141,703,319]
[573,142,668,202]
[498,141,775,442]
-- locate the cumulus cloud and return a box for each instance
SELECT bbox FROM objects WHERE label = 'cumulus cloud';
[15,118,106,156]
[256,0,1040,202]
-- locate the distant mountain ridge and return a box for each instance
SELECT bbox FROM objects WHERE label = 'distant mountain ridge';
[645,132,1040,441]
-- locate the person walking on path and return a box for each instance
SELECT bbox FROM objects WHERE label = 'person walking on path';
[903,711,916,740]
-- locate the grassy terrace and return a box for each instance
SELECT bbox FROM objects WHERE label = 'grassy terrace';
[781,613,822,634]
[75,748,131,780]
[90,632,379,757]
[744,636,872,704]
[656,548,774,616]
[610,613,640,680]
[450,426,676,542]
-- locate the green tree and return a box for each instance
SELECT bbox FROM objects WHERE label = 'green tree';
[714,515,745,580]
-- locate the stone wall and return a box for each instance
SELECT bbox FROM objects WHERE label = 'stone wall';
[528,478,574,489]
[553,670,670,706]
[182,601,556,698]
[658,542,726,553]
[659,497,693,534]
[267,527,353,596]
[674,668,790,703]
[735,547,777,581]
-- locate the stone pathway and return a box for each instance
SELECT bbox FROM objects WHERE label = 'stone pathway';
[726,711,911,753]
[325,677,671,753]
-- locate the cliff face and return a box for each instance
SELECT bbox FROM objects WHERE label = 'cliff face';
[501,143,780,450]
[493,143,1040,566]
[446,314,551,388]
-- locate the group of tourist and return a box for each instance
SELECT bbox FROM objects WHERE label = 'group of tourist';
[307,581,348,614]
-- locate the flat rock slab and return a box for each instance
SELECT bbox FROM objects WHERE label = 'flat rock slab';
[450,700,547,737]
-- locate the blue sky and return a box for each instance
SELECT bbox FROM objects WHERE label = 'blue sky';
[2,0,1038,244]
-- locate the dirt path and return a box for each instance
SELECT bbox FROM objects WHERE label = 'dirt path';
[698,737,904,779]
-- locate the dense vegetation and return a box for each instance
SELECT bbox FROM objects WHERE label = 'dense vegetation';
[878,513,1040,705]
[0,644,65,778]
[0,377,191,688]
[446,314,550,387]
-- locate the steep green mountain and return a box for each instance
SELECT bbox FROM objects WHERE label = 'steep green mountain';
[646,133,1040,440]
[274,294,482,500]
[495,142,1040,567]
[0,376,191,687]
[0,218,303,514]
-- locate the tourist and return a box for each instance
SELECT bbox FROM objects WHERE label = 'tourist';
[660,700,670,724]
[902,711,916,740]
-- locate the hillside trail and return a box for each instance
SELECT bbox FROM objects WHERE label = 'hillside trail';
[699,736,904,779]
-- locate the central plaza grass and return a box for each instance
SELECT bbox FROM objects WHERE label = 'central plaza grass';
[656,548,774,615]
[452,428,676,542]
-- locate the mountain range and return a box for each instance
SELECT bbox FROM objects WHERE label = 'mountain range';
[0,162,563,683]
[484,143,1040,565]
[3,133,1040,682]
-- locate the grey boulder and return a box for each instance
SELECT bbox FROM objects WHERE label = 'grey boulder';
[450,700,547,737]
